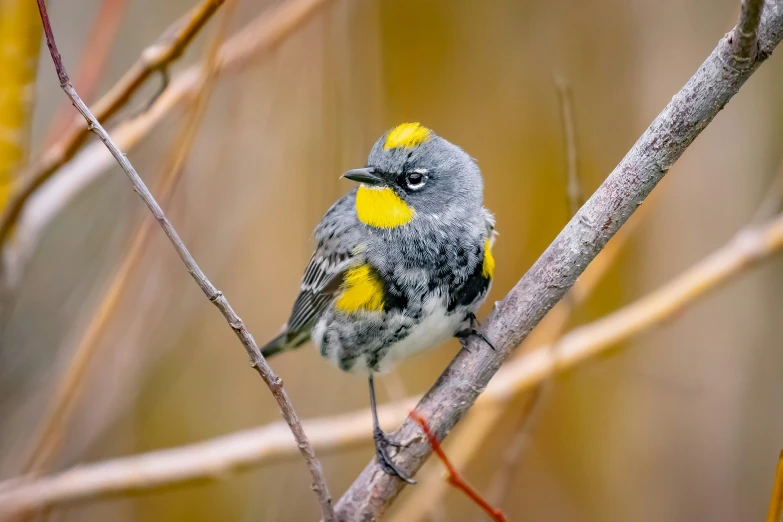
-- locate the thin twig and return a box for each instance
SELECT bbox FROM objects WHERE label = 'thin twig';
[2,208,783,516]
[409,412,508,522]
[767,450,783,522]
[0,0,226,254]
[733,0,766,60]
[478,385,547,521]
[1,0,336,284]
[553,74,582,216]
[480,78,582,515]
[32,3,334,521]
[21,0,238,478]
[335,3,783,518]
[42,0,130,146]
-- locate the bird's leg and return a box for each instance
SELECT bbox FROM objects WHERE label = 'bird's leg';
[368,374,416,484]
[455,312,496,351]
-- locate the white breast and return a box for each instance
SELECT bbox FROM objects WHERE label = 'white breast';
[374,297,464,374]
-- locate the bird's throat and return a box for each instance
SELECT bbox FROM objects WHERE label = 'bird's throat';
[355,186,415,228]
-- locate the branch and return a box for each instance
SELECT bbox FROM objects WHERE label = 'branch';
[335,2,783,518]
[1,0,336,286]
[409,412,508,522]
[2,207,783,516]
[32,2,334,521]
[42,0,130,145]
[0,0,225,254]
[734,0,766,60]
[21,0,239,477]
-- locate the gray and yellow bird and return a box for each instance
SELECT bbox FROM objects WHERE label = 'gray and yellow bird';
[261,122,497,482]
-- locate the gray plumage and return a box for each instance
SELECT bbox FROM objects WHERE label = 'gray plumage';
[261,124,496,375]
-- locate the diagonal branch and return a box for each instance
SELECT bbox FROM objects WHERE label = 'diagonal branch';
[334,1,783,518]
[33,2,334,521]
[42,0,131,145]
[2,202,783,517]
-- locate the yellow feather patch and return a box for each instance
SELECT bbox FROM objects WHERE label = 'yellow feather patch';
[384,122,432,150]
[335,265,384,313]
[482,238,495,279]
[356,185,415,228]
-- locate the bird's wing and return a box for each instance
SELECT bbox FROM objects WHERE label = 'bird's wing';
[285,248,354,335]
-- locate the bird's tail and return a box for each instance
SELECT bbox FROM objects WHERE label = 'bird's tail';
[259,330,311,358]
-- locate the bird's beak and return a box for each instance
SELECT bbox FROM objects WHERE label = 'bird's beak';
[341,167,384,186]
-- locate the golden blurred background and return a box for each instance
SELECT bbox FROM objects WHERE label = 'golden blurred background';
[2,0,783,520]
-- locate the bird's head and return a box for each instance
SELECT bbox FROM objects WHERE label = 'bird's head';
[342,123,483,227]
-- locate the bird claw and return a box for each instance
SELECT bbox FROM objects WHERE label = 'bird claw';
[455,326,496,351]
[373,428,416,484]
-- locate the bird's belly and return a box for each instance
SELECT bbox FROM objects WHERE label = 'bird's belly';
[311,296,468,375]
[374,299,463,374]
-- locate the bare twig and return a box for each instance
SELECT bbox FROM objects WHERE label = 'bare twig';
[409,412,508,522]
[479,78,582,514]
[21,0,238,478]
[1,0,336,283]
[335,3,781,519]
[32,3,334,521]
[553,75,582,215]
[0,0,226,254]
[2,207,783,516]
[42,0,130,145]
[733,0,766,60]
[478,384,547,520]
[768,450,783,522]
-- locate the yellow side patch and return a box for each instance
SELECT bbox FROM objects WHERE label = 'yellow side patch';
[384,122,431,150]
[482,238,495,279]
[356,185,415,228]
[335,265,384,313]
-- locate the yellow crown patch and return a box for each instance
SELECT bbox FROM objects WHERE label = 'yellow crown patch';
[384,122,432,150]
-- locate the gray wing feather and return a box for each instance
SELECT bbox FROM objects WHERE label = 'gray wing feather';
[286,250,352,334]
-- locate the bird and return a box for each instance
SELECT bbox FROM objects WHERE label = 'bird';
[260,122,497,483]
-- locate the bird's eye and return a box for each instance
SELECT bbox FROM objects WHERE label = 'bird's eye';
[404,170,428,190]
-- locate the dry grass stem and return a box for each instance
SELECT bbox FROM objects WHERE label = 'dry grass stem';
[2,0,336,282]
[554,75,582,215]
[0,0,226,253]
[767,450,783,522]
[0,0,42,210]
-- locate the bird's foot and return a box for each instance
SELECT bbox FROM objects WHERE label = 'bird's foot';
[373,427,416,484]
[455,325,496,351]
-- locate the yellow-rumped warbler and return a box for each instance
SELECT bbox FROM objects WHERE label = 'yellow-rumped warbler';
[261,123,497,482]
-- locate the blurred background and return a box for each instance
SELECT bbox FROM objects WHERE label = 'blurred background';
[2,0,783,520]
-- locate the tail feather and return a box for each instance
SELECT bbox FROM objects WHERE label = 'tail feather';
[260,330,311,358]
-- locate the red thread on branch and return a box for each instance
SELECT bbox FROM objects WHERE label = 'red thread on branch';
[409,411,508,522]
